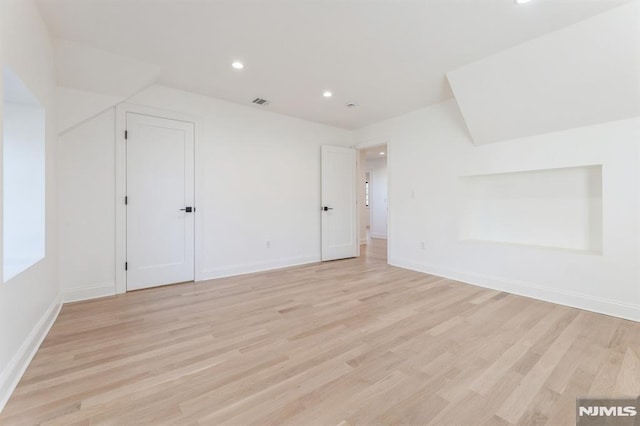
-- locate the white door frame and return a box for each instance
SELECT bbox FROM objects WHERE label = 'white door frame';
[355,138,390,261]
[115,103,203,294]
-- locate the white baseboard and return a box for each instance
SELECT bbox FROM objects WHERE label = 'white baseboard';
[0,296,62,413]
[199,255,321,281]
[62,283,115,303]
[390,257,640,323]
[370,234,388,240]
[360,238,368,245]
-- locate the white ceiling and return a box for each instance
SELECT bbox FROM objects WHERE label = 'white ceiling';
[362,145,387,161]
[36,0,629,130]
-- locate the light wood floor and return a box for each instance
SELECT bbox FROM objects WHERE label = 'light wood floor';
[2,239,640,425]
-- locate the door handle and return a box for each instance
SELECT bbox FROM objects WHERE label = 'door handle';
[323,206,333,211]
[180,207,194,213]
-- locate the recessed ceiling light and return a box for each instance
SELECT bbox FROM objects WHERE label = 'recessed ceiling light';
[323,91,333,98]
[232,61,244,70]
[514,0,531,4]
[379,152,385,155]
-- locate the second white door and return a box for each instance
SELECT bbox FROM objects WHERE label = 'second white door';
[321,145,358,261]
[126,112,195,291]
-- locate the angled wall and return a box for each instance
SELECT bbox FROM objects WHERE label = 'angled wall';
[448,2,640,145]
[55,40,160,134]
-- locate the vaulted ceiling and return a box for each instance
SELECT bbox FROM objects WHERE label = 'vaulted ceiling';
[36,0,629,129]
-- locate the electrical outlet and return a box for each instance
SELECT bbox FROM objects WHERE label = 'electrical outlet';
[420,241,426,250]
[266,240,271,248]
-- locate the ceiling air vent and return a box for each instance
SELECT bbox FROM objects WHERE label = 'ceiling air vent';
[252,98,270,105]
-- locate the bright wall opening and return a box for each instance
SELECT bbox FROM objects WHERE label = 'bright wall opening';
[458,165,603,254]
[3,67,46,282]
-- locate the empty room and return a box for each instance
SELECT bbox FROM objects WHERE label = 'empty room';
[1,0,639,424]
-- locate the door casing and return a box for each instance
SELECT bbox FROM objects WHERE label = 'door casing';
[355,139,390,261]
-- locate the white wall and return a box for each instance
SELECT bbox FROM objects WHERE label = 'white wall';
[0,0,60,411]
[367,158,387,239]
[58,85,351,301]
[54,39,160,134]
[354,99,640,320]
[58,108,115,301]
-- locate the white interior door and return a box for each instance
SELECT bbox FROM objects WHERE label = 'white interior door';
[126,112,195,291]
[321,145,358,261]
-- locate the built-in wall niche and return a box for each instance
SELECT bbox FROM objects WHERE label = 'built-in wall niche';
[3,66,46,282]
[458,165,603,254]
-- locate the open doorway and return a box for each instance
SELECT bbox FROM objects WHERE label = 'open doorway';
[358,144,388,256]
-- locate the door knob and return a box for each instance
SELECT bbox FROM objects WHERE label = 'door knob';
[323,206,333,211]
[180,207,194,213]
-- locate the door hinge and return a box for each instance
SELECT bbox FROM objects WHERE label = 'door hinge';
[125,262,128,271]
[125,130,128,140]
[125,196,128,205]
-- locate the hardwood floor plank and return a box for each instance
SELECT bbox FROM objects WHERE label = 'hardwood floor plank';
[2,240,640,425]
[496,312,585,423]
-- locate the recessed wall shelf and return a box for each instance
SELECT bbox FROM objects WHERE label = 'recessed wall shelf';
[458,165,603,254]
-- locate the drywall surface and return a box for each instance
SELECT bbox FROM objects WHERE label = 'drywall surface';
[0,0,60,411]
[56,87,122,134]
[57,108,116,301]
[354,99,640,320]
[55,39,159,98]
[54,40,161,134]
[57,84,351,300]
[448,2,640,145]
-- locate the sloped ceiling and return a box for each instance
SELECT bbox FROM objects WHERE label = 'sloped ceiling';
[55,40,159,98]
[56,87,123,134]
[447,2,640,145]
[54,40,160,133]
[36,0,630,130]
